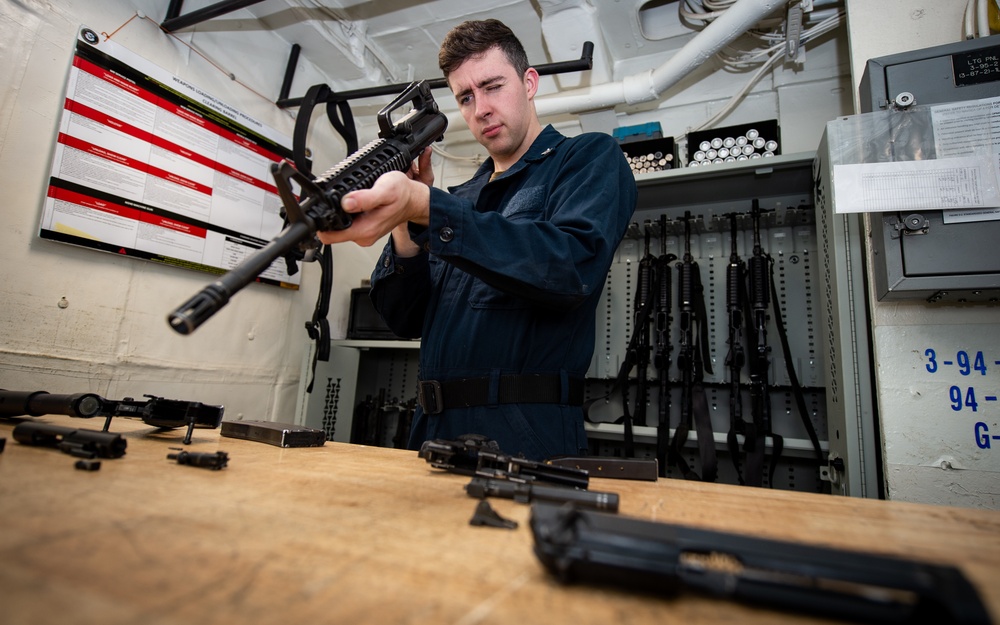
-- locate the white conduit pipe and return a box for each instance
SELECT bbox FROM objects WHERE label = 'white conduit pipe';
[533,0,787,118]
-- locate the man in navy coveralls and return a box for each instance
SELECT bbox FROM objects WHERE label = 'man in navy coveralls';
[319,19,636,460]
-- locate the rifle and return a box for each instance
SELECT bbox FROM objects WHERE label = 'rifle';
[723,213,749,484]
[0,389,223,445]
[631,222,657,428]
[530,502,992,625]
[652,214,677,478]
[167,80,448,335]
[12,422,127,459]
[167,449,230,470]
[419,435,589,489]
[465,477,619,512]
[745,200,781,487]
[669,212,716,481]
[391,398,416,450]
[607,221,651,457]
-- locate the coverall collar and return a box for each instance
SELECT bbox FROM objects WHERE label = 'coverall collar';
[461,124,568,188]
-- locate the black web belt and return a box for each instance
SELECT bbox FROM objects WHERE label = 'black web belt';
[417,375,584,415]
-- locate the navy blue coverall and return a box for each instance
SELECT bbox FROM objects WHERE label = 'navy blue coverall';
[370,125,636,460]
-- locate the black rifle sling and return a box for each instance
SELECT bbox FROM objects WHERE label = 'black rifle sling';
[582,328,639,456]
[350,395,373,445]
[691,268,717,482]
[725,409,744,483]
[327,99,359,155]
[304,245,332,393]
[292,84,324,175]
[760,254,783,488]
[725,279,750,485]
[725,426,743,483]
[743,417,766,484]
[293,84,360,175]
[668,402,698,479]
[614,343,636,458]
[610,275,659,457]
[292,85,360,394]
[769,258,824,468]
[620,366,636,457]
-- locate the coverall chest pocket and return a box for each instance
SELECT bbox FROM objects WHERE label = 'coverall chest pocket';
[469,186,546,309]
[499,185,545,221]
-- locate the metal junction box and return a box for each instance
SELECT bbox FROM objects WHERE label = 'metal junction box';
[860,35,1000,303]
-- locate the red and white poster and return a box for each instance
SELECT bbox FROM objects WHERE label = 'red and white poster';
[40,26,299,288]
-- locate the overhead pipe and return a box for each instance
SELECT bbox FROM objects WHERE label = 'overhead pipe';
[277,43,593,108]
[534,0,787,118]
[161,0,267,32]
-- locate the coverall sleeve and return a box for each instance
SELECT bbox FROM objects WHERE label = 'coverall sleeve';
[421,134,636,312]
[368,238,431,339]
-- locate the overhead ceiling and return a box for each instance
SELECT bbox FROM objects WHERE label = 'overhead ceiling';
[163,0,848,158]
[165,0,729,113]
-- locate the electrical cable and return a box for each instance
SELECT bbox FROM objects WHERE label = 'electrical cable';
[431,143,484,165]
[102,12,277,107]
[716,9,843,69]
[689,8,844,133]
[979,0,991,37]
[693,52,783,132]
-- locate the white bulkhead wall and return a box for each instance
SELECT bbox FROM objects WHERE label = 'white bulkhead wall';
[1,0,994,508]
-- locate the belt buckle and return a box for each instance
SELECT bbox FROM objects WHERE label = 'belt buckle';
[418,380,444,414]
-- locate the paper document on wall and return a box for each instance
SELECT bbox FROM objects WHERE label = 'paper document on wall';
[931,97,1000,223]
[39,27,301,287]
[829,95,1000,222]
[832,156,1000,215]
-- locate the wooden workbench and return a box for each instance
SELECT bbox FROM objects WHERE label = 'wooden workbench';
[1,414,997,625]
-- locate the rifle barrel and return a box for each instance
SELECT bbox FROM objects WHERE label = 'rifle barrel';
[0,390,103,418]
[167,220,314,335]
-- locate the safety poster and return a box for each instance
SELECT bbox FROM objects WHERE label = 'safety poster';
[39,26,299,288]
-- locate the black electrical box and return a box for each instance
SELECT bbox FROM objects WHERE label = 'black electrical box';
[346,287,403,340]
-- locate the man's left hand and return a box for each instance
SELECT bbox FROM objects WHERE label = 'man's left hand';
[316,147,433,247]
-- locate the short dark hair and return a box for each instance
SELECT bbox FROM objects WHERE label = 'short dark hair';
[438,19,530,79]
